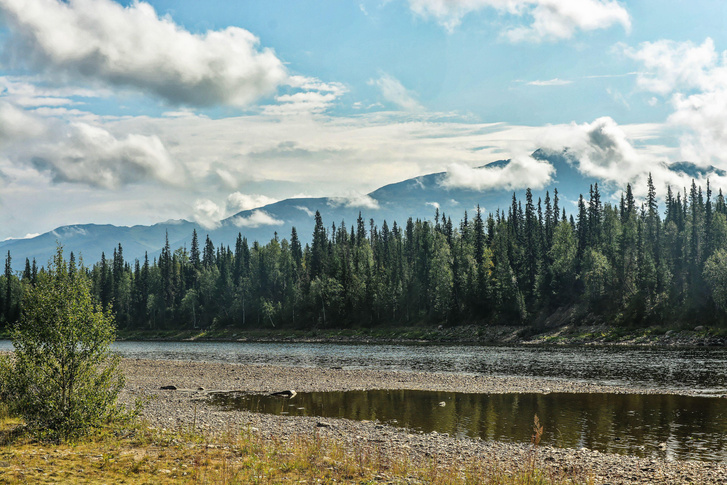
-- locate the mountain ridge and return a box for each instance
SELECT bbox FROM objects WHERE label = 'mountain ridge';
[1,151,722,270]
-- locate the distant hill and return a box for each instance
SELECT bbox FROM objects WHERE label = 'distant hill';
[1,150,719,270]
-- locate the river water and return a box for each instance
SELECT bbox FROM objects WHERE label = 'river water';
[212,390,727,462]
[1,340,725,395]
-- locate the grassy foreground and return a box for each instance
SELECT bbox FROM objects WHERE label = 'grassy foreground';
[0,409,592,484]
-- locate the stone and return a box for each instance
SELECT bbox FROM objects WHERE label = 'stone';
[270,389,297,398]
[160,385,177,390]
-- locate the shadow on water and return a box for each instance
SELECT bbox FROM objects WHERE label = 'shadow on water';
[211,390,727,463]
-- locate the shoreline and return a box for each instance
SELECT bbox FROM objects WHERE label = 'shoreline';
[112,323,727,348]
[120,358,727,484]
[3,322,726,347]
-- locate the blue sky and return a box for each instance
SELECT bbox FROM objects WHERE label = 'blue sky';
[0,0,727,238]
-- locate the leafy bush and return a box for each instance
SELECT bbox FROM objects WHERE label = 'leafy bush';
[0,247,124,441]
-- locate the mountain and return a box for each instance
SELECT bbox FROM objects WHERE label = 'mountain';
[0,221,199,270]
[0,149,685,270]
[666,161,727,179]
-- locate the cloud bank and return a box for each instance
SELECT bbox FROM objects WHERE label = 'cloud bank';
[0,0,287,106]
[227,192,279,213]
[193,198,226,229]
[232,210,284,228]
[0,100,184,188]
[625,38,727,170]
[442,154,555,190]
[327,193,381,210]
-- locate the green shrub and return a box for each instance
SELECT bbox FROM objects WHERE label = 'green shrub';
[0,246,124,441]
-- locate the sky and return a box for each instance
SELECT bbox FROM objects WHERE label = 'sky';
[1,0,727,239]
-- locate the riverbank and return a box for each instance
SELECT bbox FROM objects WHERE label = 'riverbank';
[120,358,727,484]
[115,322,727,347]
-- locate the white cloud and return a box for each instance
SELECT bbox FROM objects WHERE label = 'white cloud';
[369,73,423,111]
[0,75,109,108]
[32,122,183,188]
[104,106,672,201]
[232,210,284,228]
[625,38,727,170]
[0,100,46,142]
[296,206,316,217]
[408,0,631,41]
[527,78,572,86]
[624,38,721,95]
[226,192,278,213]
[18,96,75,107]
[2,232,40,241]
[0,100,184,188]
[194,193,281,229]
[193,198,225,229]
[544,117,643,182]
[441,154,555,190]
[261,76,347,116]
[0,0,287,107]
[328,193,381,210]
[425,201,440,209]
[536,116,702,199]
[0,73,677,240]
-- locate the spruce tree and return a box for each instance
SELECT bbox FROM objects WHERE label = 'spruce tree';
[190,229,201,269]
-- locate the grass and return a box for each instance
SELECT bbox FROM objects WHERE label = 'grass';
[0,405,593,485]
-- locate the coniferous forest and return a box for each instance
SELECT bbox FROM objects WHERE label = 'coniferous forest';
[2,176,727,332]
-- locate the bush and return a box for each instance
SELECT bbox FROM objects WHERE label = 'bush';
[0,247,124,441]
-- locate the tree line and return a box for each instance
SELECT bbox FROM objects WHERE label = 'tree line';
[2,176,727,332]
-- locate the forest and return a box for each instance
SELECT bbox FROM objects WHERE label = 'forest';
[2,175,727,332]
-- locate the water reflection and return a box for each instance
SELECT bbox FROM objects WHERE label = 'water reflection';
[211,390,727,462]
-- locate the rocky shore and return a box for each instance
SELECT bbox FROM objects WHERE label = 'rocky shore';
[120,358,727,484]
[115,322,727,348]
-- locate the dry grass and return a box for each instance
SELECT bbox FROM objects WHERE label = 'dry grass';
[0,406,592,484]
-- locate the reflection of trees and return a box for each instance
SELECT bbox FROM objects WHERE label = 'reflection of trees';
[218,391,727,461]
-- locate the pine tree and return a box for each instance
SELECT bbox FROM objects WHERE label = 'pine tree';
[203,235,215,268]
[3,251,12,324]
[99,252,111,311]
[474,205,485,266]
[523,188,539,301]
[576,194,588,264]
[23,258,31,282]
[544,191,554,250]
[190,229,201,269]
[311,211,327,279]
[588,183,602,247]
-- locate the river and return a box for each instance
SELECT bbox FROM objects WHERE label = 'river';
[2,340,725,395]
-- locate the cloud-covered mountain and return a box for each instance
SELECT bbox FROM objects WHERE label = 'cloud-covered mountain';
[2,150,722,270]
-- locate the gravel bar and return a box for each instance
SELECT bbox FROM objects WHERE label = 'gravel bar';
[121,358,727,484]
